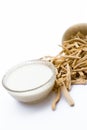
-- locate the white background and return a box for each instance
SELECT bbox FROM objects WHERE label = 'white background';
[0,0,87,129]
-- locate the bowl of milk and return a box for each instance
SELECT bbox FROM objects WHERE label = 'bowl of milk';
[2,60,56,103]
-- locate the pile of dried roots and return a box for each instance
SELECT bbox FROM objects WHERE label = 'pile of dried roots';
[42,32,87,110]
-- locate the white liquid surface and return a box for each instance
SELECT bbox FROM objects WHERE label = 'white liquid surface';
[5,63,53,91]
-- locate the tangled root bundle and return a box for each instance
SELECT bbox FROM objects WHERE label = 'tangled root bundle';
[42,32,87,110]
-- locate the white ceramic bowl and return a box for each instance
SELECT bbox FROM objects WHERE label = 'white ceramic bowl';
[2,60,56,103]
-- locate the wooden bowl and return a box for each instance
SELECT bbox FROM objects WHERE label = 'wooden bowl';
[62,23,87,42]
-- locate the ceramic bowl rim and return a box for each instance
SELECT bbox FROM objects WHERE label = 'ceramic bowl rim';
[2,59,56,93]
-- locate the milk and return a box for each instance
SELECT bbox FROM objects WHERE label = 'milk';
[5,63,53,91]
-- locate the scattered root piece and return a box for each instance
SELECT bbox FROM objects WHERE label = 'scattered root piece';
[63,37,87,44]
[62,55,80,59]
[52,87,61,110]
[66,63,71,90]
[61,82,74,106]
